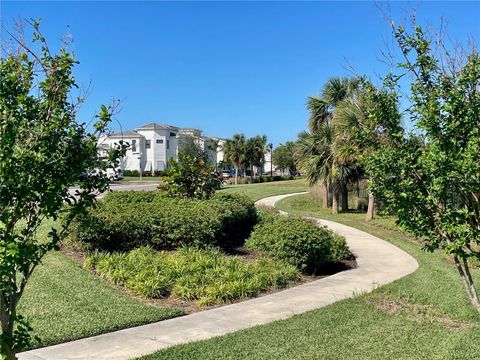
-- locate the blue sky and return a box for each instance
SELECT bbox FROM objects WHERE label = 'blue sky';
[2,1,480,145]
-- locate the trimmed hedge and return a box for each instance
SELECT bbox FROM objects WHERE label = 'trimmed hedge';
[246,212,350,274]
[66,191,257,251]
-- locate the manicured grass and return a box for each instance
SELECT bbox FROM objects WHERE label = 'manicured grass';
[139,193,480,360]
[220,179,307,202]
[18,220,183,349]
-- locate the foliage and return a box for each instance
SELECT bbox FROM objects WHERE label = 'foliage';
[66,191,257,251]
[85,247,299,306]
[177,134,209,164]
[0,21,126,358]
[297,76,361,214]
[223,134,246,184]
[123,169,140,177]
[209,192,258,245]
[272,141,297,175]
[365,24,480,311]
[246,212,350,274]
[244,135,268,177]
[160,154,222,199]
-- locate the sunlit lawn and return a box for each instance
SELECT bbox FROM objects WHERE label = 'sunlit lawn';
[18,220,183,349]
[220,178,307,201]
[139,193,480,360]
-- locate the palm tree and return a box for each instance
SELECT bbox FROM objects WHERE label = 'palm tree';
[334,84,402,221]
[223,134,246,185]
[246,135,268,179]
[301,76,360,211]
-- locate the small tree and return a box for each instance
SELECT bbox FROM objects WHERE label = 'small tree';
[272,141,297,175]
[366,23,480,312]
[0,22,126,359]
[177,134,209,164]
[161,154,222,199]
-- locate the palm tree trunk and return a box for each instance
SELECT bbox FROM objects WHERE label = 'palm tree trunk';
[332,184,339,215]
[341,182,348,212]
[234,167,238,185]
[322,181,328,208]
[366,192,375,222]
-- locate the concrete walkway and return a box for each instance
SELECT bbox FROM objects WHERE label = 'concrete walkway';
[19,192,418,360]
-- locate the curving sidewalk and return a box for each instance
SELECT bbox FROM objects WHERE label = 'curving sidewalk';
[19,192,418,360]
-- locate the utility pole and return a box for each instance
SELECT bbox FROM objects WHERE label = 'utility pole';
[268,143,273,179]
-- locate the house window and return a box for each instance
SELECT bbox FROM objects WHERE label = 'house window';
[131,139,136,152]
[145,140,151,149]
[156,139,163,144]
[167,140,170,149]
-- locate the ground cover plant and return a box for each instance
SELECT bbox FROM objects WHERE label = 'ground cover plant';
[138,193,480,360]
[85,247,300,306]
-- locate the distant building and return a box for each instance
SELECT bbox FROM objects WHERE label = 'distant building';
[98,123,225,173]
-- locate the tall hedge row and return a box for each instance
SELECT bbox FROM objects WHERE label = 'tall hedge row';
[66,191,257,251]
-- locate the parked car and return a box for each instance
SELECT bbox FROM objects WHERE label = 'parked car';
[221,170,231,179]
[86,167,124,181]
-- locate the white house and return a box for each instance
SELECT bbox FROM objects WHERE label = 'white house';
[98,123,225,173]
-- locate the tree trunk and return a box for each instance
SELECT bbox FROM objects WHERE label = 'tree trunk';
[332,185,339,215]
[453,256,480,313]
[366,192,375,222]
[1,304,15,360]
[234,167,238,185]
[322,182,328,208]
[341,182,348,212]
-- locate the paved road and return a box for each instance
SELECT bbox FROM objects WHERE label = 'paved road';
[19,192,419,360]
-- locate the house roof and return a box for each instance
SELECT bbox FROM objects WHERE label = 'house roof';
[135,123,179,131]
[108,130,144,138]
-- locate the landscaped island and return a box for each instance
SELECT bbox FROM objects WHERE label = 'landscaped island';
[65,190,352,309]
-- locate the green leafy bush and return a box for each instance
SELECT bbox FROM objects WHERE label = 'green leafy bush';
[66,191,257,251]
[209,192,258,245]
[85,247,299,306]
[160,154,222,199]
[246,213,350,274]
[123,169,140,177]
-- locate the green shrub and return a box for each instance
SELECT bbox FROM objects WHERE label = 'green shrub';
[85,247,300,306]
[161,154,222,199]
[246,213,350,274]
[123,169,140,177]
[209,192,257,245]
[67,191,257,251]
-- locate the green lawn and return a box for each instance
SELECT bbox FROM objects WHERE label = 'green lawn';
[220,179,307,202]
[18,220,183,349]
[139,192,480,360]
